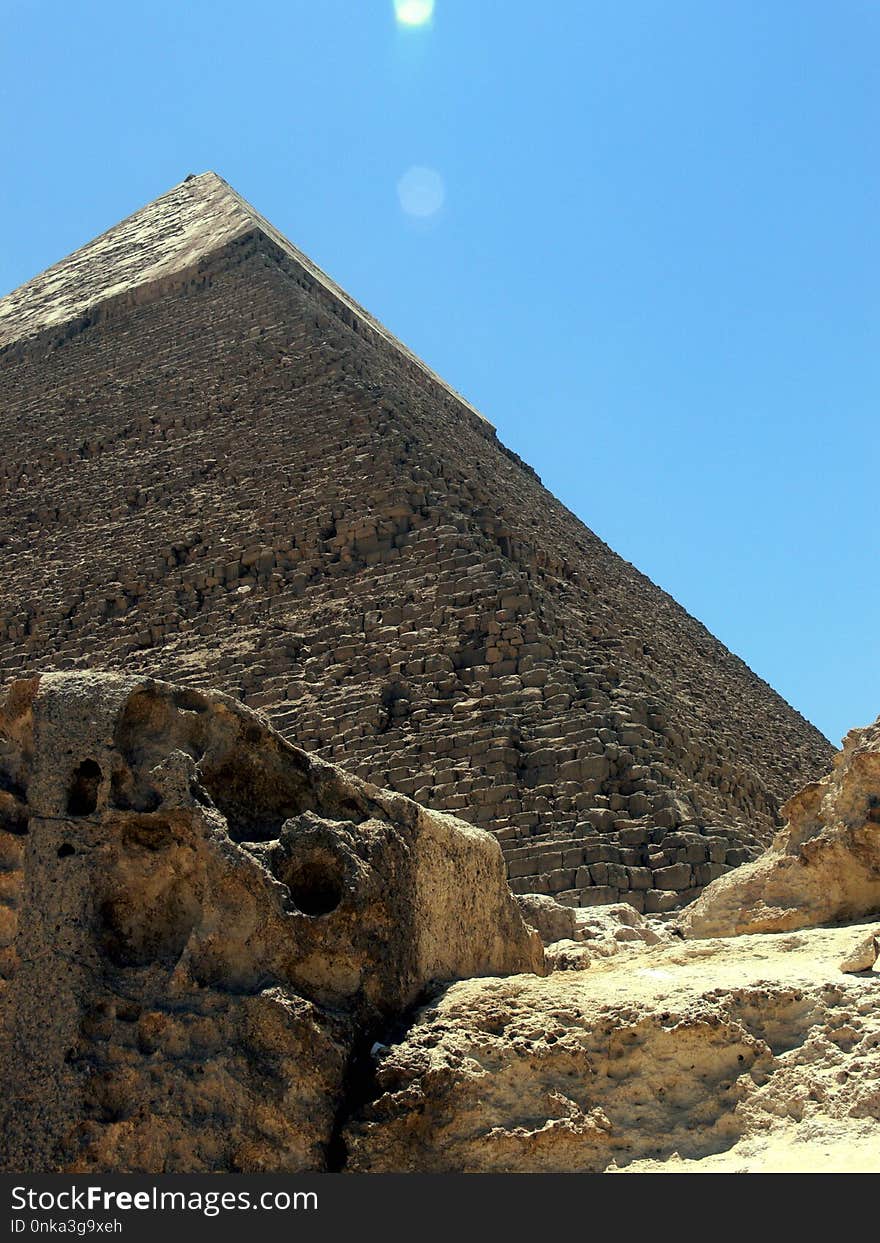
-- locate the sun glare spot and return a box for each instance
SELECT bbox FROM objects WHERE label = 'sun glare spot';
[397,166,445,219]
[394,0,434,28]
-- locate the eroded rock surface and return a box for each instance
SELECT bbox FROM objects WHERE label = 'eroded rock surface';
[0,672,541,1173]
[344,923,880,1173]
[680,718,880,939]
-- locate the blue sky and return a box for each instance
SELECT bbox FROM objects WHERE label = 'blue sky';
[2,1,877,744]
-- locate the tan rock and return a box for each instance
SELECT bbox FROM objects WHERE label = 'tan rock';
[680,719,880,939]
[0,672,541,1173]
[516,895,671,967]
[573,902,669,956]
[515,892,580,944]
[344,924,880,1173]
[839,928,880,973]
[544,939,592,971]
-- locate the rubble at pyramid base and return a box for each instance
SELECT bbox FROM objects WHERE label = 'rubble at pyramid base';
[344,920,880,1174]
[1,671,879,1174]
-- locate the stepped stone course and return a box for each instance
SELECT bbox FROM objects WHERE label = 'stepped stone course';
[0,172,833,906]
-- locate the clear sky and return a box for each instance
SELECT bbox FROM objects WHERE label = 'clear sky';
[2,1,877,745]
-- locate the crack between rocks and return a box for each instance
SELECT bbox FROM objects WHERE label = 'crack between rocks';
[324,985,441,1171]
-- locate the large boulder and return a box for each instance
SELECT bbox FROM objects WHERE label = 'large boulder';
[515,893,581,944]
[0,672,542,1172]
[680,718,880,939]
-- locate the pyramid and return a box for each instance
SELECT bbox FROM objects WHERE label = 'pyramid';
[0,172,832,910]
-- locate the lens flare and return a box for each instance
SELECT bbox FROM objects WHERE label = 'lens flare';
[397,166,445,219]
[394,0,434,27]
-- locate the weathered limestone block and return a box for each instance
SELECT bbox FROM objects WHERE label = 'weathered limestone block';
[682,718,880,939]
[0,672,542,1173]
[646,889,681,913]
[580,885,618,907]
[515,892,580,944]
[654,863,693,891]
[839,927,880,974]
[515,893,668,960]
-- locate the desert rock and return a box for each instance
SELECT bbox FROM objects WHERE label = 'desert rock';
[344,924,880,1173]
[680,718,880,939]
[838,927,880,974]
[0,672,541,1173]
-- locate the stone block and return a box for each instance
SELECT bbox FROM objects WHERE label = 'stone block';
[579,886,619,908]
[652,863,693,891]
[645,889,681,914]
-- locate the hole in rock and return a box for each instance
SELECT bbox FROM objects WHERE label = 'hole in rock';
[57,843,75,858]
[67,760,102,816]
[282,851,345,916]
[198,745,311,842]
[110,769,162,813]
[0,770,27,802]
[113,689,207,799]
[0,795,29,835]
[172,688,208,714]
[98,879,198,968]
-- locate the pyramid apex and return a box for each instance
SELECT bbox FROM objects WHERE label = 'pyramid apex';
[0,172,492,426]
[0,172,258,351]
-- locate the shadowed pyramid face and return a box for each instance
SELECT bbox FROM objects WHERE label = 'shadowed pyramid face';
[0,173,832,912]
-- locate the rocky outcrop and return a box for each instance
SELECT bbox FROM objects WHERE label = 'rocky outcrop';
[515,893,584,944]
[680,718,880,939]
[0,672,542,1173]
[343,923,880,1173]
